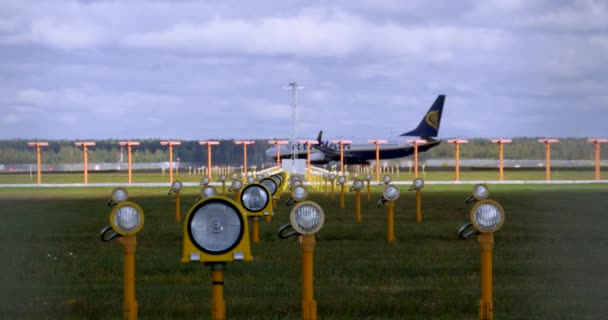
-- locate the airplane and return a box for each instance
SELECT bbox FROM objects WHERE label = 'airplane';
[264,94,446,165]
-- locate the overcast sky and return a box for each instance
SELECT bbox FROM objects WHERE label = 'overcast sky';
[1,0,607,141]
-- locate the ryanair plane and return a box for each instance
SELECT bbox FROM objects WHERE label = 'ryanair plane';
[265,95,446,165]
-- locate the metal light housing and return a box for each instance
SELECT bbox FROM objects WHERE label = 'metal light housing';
[413,178,425,190]
[202,186,217,199]
[181,196,252,263]
[351,179,364,191]
[472,184,490,201]
[290,201,325,235]
[246,176,255,185]
[230,180,243,192]
[382,175,392,185]
[383,184,400,201]
[219,175,227,182]
[292,185,308,202]
[109,202,145,235]
[329,173,336,181]
[364,174,372,181]
[231,173,238,181]
[260,178,278,196]
[470,199,505,233]
[239,183,272,216]
[200,177,210,186]
[111,187,128,203]
[337,176,346,185]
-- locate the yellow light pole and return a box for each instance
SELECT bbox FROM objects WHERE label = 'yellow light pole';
[447,139,468,181]
[409,178,425,222]
[218,175,227,195]
[199,141,220,180]
[331,140,352,174]
[588,139,608,180]
[378,184,400,242]
[336,176,346,209]
[119,141,140,184]
[364,174,372,201]
[406,139,427,178]
[328,174,336,200]
[299,140,319,180]
[74,141,96,184]
[160,141,181,183]
[235,140,255,179]
[268,140,289,168]
[491,139,512,181]
[168,181,183,223]
[537,139,559,180]
[368,140,388,183]
[100,201,145,320]
[350,180,364,223]
[469,200,505,320]
[277,201,325,320]
[27,141,48,185]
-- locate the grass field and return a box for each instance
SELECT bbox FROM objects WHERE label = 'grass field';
[1,178,608,319]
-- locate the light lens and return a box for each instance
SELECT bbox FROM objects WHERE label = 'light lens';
[413,178,424,190]
[111,187,128,203]
[240,184,269,212]
[202,186,217,198]
[247,177,255,184]
[111,203,144,235]
[231,173,238,180]
[188,200,244,254]
[383,184,400,201]
[352,180,364,191]
[292,185,308,201]
[290,201,325,235]
[201,177,210,185]
[383,175,392,184]
[365,174,372,181]
[171,181,183,192]
[219,175,227,182]
[337,176,346,185]
[260,178,278,195]
[231,180,242,191]
[329,174,336,181]
[473,184,490,200]
[471,200,505,233]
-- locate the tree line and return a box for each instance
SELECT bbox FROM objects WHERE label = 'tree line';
[0,138,605,165]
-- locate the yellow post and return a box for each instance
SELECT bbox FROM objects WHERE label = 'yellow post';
[175,191,181,223]
[301,235,317,320]
[128,145,133,184]
[448,139,468,181]
[538,139,558,181]
[416,189,422,222]
[330,182,335,200]
[387,201,395,242]
[366,180,371,201]
[210,263,226,320]
[36,145,42,184]
[339,184,345,209]
[479,233,494,320]
[368,140,387,182]
[252,217,260,243]
[407,140,426,178]
[122,235,138,320]
[588,139,608,180]
[355,190,361,223]
[221,181,226,196]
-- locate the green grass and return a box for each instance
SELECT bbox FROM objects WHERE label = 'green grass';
[1,184,608,319]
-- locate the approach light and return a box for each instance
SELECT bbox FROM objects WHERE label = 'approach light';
[381,175,392,185]
[200,186,218,199]
[364,174,372,181]
[239,183,271,215]
[169,180,183,195]
[350,179,364,191]
[466,183,490,203]
[256,174,263,181]
[231,173,238,181]
[200,177,210,186]
[109,202,145,236]
[337,176,346,185]
[246,176,255,185]
[292,180,303,187]
[182,197,252,262]
[383,184,400,202]
[219,175,227,182]
[108,187,128,206]
[329,174,336,181]
[229,180,243,192]
[470,199,505,233]
[287,185,309,206]
[260,178,278,196]
[290,201,325,235]
[412,178,425,190]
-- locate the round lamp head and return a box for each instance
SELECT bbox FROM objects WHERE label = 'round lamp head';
[219,175,227,182]
[337,176,346,185]
[231,180,243,191]
[171,180,183,192]
[382,175,392,184]
[109,202,144,235]
[329,174,336,181]
[260,178,278,196]
[240,184,270,213]
[231,173,238,181]
[202,186,217,198]
[383,184,400,201]
[352,179,364,191]
[111,187,128,203]
[413,178,425,190]
[472,184,490,201]
[365,174,372,181]
[200,177,210,186]
[187,198,244,254]
[291,185,308,202]
[246,176,255,184]
[256,174,263,181]
[470,199,505,233]
[290,201,325,235]
[292,180,302,187]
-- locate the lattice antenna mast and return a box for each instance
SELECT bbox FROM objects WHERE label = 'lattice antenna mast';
[284,82,304,172]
